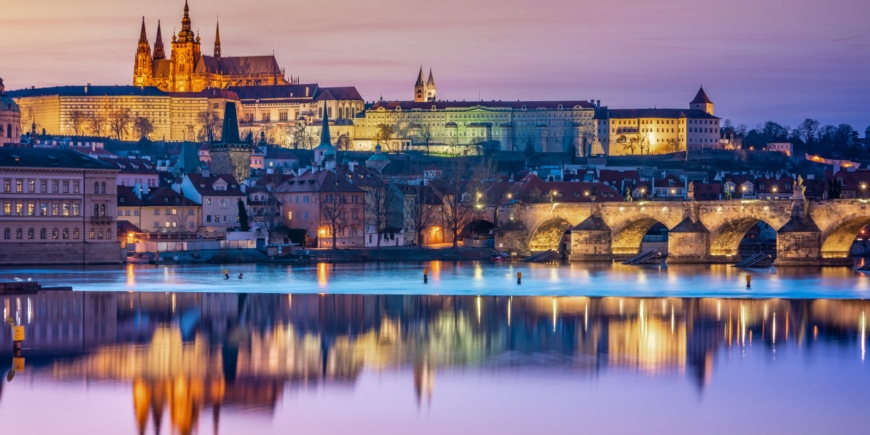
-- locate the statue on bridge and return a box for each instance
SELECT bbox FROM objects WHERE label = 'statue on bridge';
[792,175,805,200]
[625,186,632,202]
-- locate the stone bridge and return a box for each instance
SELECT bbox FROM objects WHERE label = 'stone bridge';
[493,199,870,266]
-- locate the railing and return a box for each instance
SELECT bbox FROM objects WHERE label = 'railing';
[131,239,256,253]
[90,216,113,225]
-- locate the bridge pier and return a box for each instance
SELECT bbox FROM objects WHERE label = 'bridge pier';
[569,215,613,261]
[774,215,822,266]
[667,218,711,264]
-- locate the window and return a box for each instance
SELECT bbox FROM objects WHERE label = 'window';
[27,228,34,239]
[93,204,99,217]
[62,181,69,193]
[73,228,79,239]
[206,198,212,205]
[93,182,99,193]
[189,222,195,228]
[40,228,46,239]
[52,228,59,239]
[98,230,103,239]
[73,182,80,193]
[3,228,8,239]
[3,180,9,192]
[63,204,70,216]
[100,204,105,216]
[63,228,69,239]
[100,182,106,194]
[16,180,23,193]
[2,203,7,215]
[40,181,47,193]
[27,203,35,216]
[16,228,22,239]
[287,211,293,220]
[207,215,212,223]
[303,211,308,220]
[133,210,139,216]
[28,180,35,193]
[52,203,59,216]
[261,112,271,122]
[153,222,159,228]
[188,209,194,215]
[73,204,80,216]
[279,112,288,121]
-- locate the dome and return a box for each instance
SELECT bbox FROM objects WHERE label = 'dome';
[0,95,18,113]
[368,153,389,162]
[865,125,870,133]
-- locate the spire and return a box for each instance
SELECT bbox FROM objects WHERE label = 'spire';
[178,0,194,42]
[153,20,165,60]
[319,104,331,147]
[415,67,424,87]
[219,102,240,144]
[426,68,435,87]
[214,20,221,61]
[691,86,713,104]
[138,17,148,44]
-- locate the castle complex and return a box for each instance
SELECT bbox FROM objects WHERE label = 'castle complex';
[134,1,290,92]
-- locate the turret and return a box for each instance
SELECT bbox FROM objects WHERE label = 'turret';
[134,17,153,86]
[690,86,714,115]
[177,0,194,43]
[414,67,426,103]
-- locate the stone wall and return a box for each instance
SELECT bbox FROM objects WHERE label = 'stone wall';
[0,241,124,265]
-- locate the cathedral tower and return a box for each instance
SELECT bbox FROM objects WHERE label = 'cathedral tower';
[153,20,165,60]
[133,17,153,86]
[170,0,202,92]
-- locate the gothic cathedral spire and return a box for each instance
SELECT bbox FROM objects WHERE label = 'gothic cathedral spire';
[153,20,165,60]
[134,17,153,86]
[178,0,194,42]
[214,20,221,62]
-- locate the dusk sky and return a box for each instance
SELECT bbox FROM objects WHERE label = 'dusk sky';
[1,0,868,130]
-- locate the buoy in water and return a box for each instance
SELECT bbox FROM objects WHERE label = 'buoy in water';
[517,272,522,285]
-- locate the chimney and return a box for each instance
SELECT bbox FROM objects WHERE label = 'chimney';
[305,87,309,97]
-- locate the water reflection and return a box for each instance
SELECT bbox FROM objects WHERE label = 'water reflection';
[0,291,867,434]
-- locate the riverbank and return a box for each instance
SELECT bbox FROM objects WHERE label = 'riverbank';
[148,246,499,265]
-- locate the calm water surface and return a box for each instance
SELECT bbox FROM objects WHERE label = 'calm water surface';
[0,263,868,434]
[1,261,870,298]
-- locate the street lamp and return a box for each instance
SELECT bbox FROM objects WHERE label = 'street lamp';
[862,183,867,198]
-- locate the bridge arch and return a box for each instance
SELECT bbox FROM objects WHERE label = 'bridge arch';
[820,216,870,260]
[709,216,777,258]
[610,216,668,256]
[528,217,573,252]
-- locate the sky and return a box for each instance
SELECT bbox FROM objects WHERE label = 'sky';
[1,0,868,131]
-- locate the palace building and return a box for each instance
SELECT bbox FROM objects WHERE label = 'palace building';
[134,1,291,93]
[592,87,722,156]
[351,69,598,154]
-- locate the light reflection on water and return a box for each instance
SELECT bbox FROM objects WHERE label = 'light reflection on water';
[0,292,867,434]
[0,262,869,298]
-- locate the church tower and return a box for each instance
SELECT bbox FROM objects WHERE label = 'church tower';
[133,17,153,86]
[414,67,426,103]
[210,102,251,182]
[153,20,165,60]
[425,68,437,102]
[170,0,202,92]
[690,86,714,115]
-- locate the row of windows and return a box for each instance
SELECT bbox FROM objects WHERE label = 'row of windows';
[1,201,82,217]
[2,179,82,194]
[2,227,87,240]
[152,221,196,229]
[205,215,238,223]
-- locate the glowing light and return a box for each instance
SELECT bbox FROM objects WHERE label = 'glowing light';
[507,296,512,326]
[862,311,866,361]
[552,298,557,332]
[476,296,481,324]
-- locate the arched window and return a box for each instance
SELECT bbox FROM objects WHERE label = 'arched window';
[94,182,99,193]
[39,228,46,239]
[62,228,69,239]
[93,204,99,217]
[319,107,323,118]
[73,228,79,239]
[100,204,106,216]
[52,228,59,239]
[100,182,106,194]
[3,228,9,239]
[5,124,10,139]
[328,107,333,118]
[27,228,34,239]
[15,228,22,239]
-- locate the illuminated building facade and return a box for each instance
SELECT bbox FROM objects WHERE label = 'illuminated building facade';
[8,86,238,142]
[133,2,289,93]
[593,87,722,155]
[0,148,122,265]
[0,77,21,146]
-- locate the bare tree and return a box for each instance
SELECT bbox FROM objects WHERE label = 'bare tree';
[375,123,395,151]
[365,179,401,248]
[439,158,477,248]
[318,177,353,250]
[108,108,133,140]
[619,135,637,154]
[169,195,194,233]
[405,180,438,247]
[413,123,434,156]
[66,110,87,136]
[197,109,222,143]
[86,111,107,137]
[133,116,154,139]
